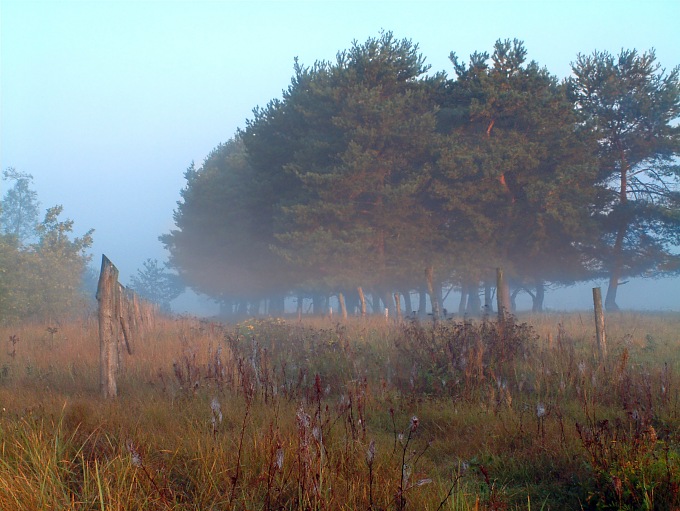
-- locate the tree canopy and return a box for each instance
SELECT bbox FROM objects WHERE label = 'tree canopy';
[163,34,680,316]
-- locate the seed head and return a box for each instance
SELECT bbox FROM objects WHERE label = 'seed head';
[536,403,546,418]
[366,439,376,465]
[276,448,284,470]
[126,439,142,468]
[211,397,223,423]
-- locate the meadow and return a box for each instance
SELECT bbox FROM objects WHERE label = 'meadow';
[1,311,680,510]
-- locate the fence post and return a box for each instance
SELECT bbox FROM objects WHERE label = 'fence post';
[96,255,119,399]
[338,292,348,320]
[357,287,367,317]
[394,292,403,323]
[592,287,607,362]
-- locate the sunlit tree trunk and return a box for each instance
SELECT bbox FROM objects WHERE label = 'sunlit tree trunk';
[496,267,511,322]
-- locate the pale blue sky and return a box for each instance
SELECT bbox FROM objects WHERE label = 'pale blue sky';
[1,0,679,311]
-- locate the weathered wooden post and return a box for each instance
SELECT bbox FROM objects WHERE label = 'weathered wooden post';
[117,284,134,363]
[338,292,348,320]
[123,287,138,352]
[592,287,607,361]
[394,292,403,323]
[96,255,119,399]
[496,267,511,323]
[357,287,367,317]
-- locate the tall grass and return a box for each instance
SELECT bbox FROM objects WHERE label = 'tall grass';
[1,312,679,509]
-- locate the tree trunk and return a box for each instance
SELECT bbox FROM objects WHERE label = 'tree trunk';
[606,154,629,312]
[269,295,285,316]
[296,295,303,319]
[593,287,607,361]
[532,281,545,312]
[394,293,402,323]
[467,284,481,316]
[510,288,520,312]
[382,290,395,318]
[313,294,327,315]
[484,281,493,314]
[370,291,382,316]
[496,267,511,322]
[344,290,359,316]
[458,283,468,315]
[250,300,263,316]
[418,287,427,318]
[425,266,440,320]
[401,289,413,317]
[236,300,248,316]
[605,226,626,311]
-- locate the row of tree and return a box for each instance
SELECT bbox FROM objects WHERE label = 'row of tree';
[162,34,680,315]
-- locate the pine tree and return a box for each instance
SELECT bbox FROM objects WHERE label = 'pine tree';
[569,49,680,310]
[433,40,600,310]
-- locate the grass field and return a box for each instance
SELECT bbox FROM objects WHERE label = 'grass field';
[1,311,680,510]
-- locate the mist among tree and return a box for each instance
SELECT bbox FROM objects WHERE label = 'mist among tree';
[129,258,184,313]
[163,34,680,316]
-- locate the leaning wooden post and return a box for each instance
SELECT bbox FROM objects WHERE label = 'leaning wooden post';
[338,292,348,320]
[96,255,119,399]
[357,287,367,317]
[592,287,607,362]
[118,284,134,359]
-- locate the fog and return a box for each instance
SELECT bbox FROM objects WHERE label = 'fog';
[2,1,679,315]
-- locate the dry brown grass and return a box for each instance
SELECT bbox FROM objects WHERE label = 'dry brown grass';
[1,311,679,510]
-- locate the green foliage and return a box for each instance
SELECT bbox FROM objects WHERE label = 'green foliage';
[578,415,680,510]
[1,167,40,245]
[0,175,94,323]
[31,206,94,321]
